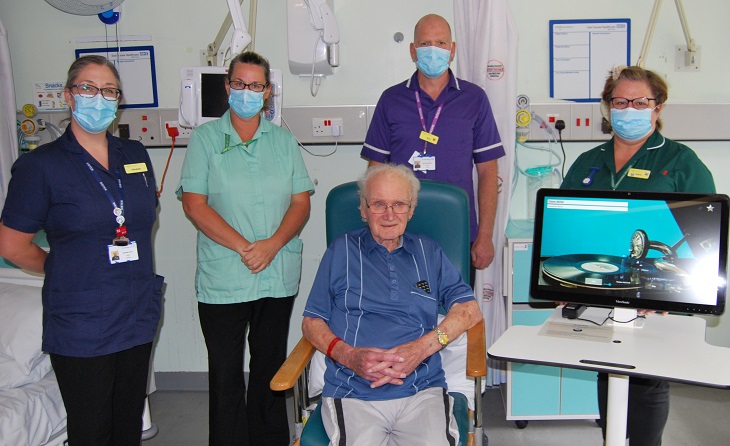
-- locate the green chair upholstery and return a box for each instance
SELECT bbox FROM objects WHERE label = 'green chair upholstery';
[325,180,471,280]
[271,179,486,446]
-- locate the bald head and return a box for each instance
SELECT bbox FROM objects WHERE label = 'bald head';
[414,14,452,43]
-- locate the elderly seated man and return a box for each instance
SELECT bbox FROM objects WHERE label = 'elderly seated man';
[302,163,483,445]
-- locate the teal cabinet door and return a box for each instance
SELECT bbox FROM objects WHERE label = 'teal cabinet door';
[561,368,599,415]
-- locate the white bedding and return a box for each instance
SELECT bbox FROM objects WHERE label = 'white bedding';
[0,369,66,446]
[0,271,68,446]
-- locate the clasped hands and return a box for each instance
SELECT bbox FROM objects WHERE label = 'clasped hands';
[239,238,279,273]
[342,339,430,389]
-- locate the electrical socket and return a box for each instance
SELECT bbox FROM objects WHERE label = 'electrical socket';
[163,121,192,140]
[312,118,344,137]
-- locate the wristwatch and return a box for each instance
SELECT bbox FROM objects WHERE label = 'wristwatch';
[434,327,449,349]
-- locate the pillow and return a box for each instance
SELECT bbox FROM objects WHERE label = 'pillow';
[0,354,52,389]
[0,282,46,387]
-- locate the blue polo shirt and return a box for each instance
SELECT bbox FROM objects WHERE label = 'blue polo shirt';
[303,227,476,401]
[1,127,163,357]
[177,111,314,303]
[361,70,505,240]
[562,130,715,193]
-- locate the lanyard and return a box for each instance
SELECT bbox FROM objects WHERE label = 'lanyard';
[81,153,125,228]
[610,161,637,191]
[222,133,252,153]
[415,91,444,154]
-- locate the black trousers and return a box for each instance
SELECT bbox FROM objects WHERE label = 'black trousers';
[199,297,295,446]
[50,342,152,446]
[597,373,670,446]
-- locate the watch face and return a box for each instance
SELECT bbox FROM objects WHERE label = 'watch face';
[630,229,648,259]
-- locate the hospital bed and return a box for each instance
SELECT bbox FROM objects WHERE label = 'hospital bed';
[0,258,157,445]
[0,268,67,446]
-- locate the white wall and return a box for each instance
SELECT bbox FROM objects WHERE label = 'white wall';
[1,1,729,373]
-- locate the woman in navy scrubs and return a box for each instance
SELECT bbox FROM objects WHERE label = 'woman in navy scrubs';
[0,55,164,446]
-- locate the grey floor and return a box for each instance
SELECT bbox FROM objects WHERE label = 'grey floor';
[143,383,730,445]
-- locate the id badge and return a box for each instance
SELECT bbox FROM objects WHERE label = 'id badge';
[108,241,140,264]
[413,155,436,172]
[627,168,651,180]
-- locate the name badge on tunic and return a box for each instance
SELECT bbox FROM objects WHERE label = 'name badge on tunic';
[108,241,140,264]
[419,131,439,145]
[627,168,651,180]
[124,163,148,174]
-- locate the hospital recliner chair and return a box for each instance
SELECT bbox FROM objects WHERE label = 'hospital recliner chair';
[270,179,487,446]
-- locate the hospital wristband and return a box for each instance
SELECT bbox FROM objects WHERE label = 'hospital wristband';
[327,337,343,358]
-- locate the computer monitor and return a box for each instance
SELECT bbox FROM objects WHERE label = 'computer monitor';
[530,188,729,316]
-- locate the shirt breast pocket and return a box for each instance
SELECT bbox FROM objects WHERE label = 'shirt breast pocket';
[409,286,439,327]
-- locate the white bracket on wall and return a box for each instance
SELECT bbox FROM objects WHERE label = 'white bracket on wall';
[636,0,700,71]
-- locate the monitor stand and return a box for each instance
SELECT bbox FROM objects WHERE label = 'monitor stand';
[610,307,644,329]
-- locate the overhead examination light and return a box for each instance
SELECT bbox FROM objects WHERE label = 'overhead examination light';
[43,0,125,16]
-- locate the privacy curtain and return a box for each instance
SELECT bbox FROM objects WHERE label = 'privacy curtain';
[454,0,518,386]
[0,17,18,211]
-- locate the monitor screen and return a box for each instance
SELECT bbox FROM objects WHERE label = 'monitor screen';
[200,72,229,120]
[530,188,729,315]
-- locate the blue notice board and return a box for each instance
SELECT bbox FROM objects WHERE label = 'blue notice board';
[549,19,630,102]
[75,46,158,109]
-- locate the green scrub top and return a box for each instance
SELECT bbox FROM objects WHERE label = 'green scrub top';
[177,111,315,303]
[562,130,715,194]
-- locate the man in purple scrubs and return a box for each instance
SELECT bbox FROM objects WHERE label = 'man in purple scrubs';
[361,13,505,276]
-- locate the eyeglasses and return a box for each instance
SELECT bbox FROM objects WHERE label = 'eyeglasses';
[227,80,269,92]
[609,97,656,110]
[364,198,412,214]
[72,84,122,101]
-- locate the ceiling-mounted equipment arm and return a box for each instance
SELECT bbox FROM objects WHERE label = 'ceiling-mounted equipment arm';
[206,0,253,66]
[636,0,697,68]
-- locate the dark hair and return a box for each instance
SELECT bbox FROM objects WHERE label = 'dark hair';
[601,66,668,131]
[227,51,272,109]
[65,55,121,90]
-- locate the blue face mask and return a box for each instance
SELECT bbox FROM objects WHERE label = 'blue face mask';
[72,94,117,134]
[228,89,264,119]
[610,108,654,141]
[415,46,451,79]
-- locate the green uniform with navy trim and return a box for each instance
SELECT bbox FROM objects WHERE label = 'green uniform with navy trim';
[562,130,715,193]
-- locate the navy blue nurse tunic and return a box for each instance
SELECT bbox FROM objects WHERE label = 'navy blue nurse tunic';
[1,127,163,357]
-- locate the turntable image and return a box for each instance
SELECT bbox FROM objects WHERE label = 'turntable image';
[541,229,690,292]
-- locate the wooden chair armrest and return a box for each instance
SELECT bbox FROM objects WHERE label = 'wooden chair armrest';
[270,337,317,391]
[465,319,487,377]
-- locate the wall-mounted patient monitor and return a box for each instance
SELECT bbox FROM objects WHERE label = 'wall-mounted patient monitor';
[178,66,283,128]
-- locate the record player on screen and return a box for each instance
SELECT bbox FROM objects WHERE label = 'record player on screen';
[530,188,730,323]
